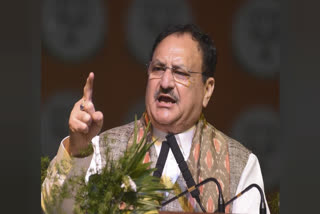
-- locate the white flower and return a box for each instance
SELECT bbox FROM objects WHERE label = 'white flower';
[121,175,137,192]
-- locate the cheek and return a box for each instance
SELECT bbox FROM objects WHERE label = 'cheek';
[145,81,156,104]
[184,88,204,110]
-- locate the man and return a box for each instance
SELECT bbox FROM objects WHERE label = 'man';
[42,24,270,213]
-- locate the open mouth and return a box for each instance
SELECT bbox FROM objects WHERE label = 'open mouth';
[157,95,177,104]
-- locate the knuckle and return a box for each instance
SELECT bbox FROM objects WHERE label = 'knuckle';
[69,125,76,133]
[69,118,76,129]
[96,112,103,121]
[74,113,82,121]
[82,124,89,133]
[86,101,94,110]
[83,113,92,123]
[77,123,88,133]
[74,125,81,132]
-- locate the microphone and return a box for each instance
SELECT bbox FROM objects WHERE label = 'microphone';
[225,183,266,214]
[161,177,225,213]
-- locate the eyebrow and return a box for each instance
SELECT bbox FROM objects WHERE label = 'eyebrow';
[152,59,187,69]
[152,60,165,66]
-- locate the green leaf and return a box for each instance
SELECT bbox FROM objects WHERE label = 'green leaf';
[70,117,169,213]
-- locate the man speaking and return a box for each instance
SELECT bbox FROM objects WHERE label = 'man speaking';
[42,24,270,214]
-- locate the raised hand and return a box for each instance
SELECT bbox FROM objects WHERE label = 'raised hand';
[65,72,104,157]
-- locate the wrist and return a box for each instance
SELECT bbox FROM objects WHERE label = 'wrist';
[64,137,94,158]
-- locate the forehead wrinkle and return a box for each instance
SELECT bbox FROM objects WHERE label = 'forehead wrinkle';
[153,54,189,69]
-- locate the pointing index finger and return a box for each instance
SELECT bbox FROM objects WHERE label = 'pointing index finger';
[83,72,94,101]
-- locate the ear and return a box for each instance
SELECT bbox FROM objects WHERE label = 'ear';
[202,77,215,108]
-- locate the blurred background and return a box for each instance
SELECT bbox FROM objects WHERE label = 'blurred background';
[41,0,279,203]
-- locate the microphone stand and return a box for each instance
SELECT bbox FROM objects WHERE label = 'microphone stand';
[225,183,266,214]
[161,177,225,213]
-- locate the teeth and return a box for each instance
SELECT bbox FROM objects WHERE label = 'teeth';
[158,96,175,103]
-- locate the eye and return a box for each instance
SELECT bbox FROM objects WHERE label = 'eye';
[173,68,190,78]
[152,66,165,72]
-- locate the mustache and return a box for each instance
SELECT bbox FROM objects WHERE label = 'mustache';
[154,88,179,103]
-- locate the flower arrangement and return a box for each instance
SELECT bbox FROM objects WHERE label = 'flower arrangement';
[68,119,167,214]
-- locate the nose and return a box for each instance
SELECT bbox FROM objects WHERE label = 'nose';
[160,68,175,89]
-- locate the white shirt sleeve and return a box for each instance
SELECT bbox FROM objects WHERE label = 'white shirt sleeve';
[232,154,270,214]
[60,135,101,183]
[85,135,101,182]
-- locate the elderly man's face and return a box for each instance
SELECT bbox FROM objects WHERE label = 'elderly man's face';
[145,33,214,133]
